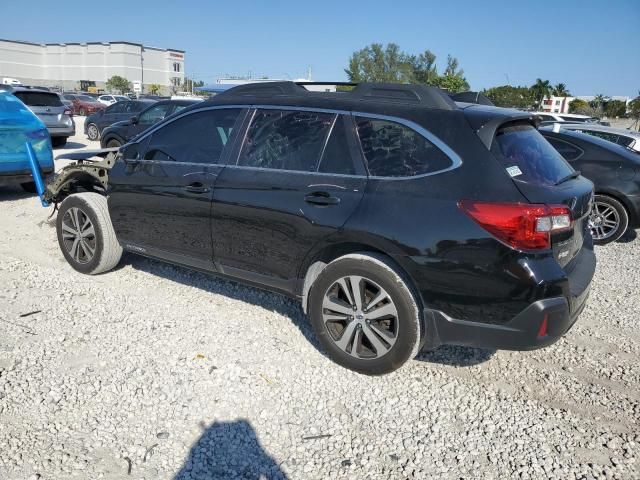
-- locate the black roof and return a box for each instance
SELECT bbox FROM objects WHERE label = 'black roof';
[207,81,458,112]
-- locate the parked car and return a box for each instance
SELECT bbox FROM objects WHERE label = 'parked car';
[97,94,130,106]
[534,112,600,124]
[99,99,198,147]
[85,99,157,141]
[547,123,640,154]
[0,86,54,191]
[11,86,75,147]
[44,82,596,375]
[540,127,640,244]
[62,94,106,116]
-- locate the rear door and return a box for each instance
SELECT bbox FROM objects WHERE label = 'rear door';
[492,123,593,267]
[14,91,67,128]
[99,102,127,130]
[108,107,245,270]
[211,108,367,292]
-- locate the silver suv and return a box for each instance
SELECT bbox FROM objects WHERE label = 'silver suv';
[11,87,75,147]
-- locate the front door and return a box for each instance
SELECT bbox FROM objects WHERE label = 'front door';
[108,107,245,270]
[212,109,367,292]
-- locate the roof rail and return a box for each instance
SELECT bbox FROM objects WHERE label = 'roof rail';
[214,81,457,110]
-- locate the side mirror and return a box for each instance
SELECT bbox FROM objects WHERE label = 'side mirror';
[130,115,139,125]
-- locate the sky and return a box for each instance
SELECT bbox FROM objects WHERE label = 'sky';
[1,0,639,96]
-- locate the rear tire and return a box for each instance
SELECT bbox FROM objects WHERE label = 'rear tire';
[51,137,67,148]
[56,193,123,275]
[308,253,421,375]
[590,194,629,245]
[86,123,99,141]
[105,138,122,148]
[79,108,86,116]
[20,181,37,193]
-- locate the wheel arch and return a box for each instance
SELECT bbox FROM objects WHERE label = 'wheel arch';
[594,189,637,227]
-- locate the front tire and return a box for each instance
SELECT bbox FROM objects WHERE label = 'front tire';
[86,123,99,141]
[589,194,629,245]
[105,138,122,148]
[79,108,86,116]
[308,254,421,375]
[56,193,123,275]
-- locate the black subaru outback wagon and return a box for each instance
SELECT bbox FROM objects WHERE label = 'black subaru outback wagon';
[49,82,595,375]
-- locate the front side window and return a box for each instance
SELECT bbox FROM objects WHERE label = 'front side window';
[493,124,575,185]
[139,104,172,125]
[237,109,334,171]
[355,117,452,177]
[143,108,241,163]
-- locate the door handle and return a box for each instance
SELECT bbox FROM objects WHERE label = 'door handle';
[184,182,210,194]
[304,191,340,206]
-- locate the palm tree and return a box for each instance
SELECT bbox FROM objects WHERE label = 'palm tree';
[531,78,552,109]
[552,83,570,97]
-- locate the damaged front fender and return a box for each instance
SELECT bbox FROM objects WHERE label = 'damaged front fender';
[44,148,120,203]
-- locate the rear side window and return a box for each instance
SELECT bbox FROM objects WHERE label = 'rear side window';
[106,103,126,114]
[318,116,356,175]
[545,137,583,161]
[493,124,574,185]
[143,108,241,163]
[355,117,452,177]
[238,109,334,171]
[13,92,62,107]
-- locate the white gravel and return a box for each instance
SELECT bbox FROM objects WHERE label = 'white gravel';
[0,119,638,479]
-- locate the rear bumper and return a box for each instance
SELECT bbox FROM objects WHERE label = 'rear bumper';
[0,168,54,186]
[48,125,75,137]
[423,247,595,351]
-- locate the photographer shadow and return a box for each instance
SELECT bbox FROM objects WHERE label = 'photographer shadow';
[174,419,288,480]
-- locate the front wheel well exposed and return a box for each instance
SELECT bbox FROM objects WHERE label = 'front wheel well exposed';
[47,172,106,203]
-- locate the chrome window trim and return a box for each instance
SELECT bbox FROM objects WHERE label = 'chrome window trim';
[132,103,463,180]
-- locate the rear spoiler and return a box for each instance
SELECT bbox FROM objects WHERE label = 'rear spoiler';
[462,107,538,149]
[55,147,119,162]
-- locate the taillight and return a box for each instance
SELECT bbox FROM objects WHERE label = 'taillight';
[458,200,572,250]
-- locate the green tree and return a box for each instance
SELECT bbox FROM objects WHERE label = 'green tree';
[568,98,590,114]
[345,43,414,83]
[628,94,640,131]
[105,75,132,94]
[345,43,469,92]
[483,85,535,109]
[551,82,570,97]
[531,78,552,108]
[148,84,162,95]
[605,99,627,118]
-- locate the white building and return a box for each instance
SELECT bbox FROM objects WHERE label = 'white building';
[0,38,185,94]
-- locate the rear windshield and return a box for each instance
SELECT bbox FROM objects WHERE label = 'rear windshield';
[13,91,63,107]
[493,123,574,186]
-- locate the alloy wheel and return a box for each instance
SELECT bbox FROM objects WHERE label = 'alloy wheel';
[87,124,98,140]
[322,275,398,359]
[61,207,96,264]
[589,201,620,241]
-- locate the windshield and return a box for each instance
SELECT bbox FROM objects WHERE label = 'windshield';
[493,123,575,186]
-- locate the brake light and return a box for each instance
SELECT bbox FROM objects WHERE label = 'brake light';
[458,200,572,250]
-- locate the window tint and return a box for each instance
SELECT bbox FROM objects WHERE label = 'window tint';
[586,130,620,144]
[493,125,575,186]
[126,101,147,113]
[13,92,63,107]
[318,115,355,175]
[139,103,172,125]
[616,135,635,147]
[143,109,241,163]
[238,109,334,171]
[355,117,452,177]
[545,136,583,161]
[106,102,126,114]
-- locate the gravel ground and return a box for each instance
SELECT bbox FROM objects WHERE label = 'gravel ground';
[0,119,639,479]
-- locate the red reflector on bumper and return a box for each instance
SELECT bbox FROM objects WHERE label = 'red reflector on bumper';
[537,314,549,338]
